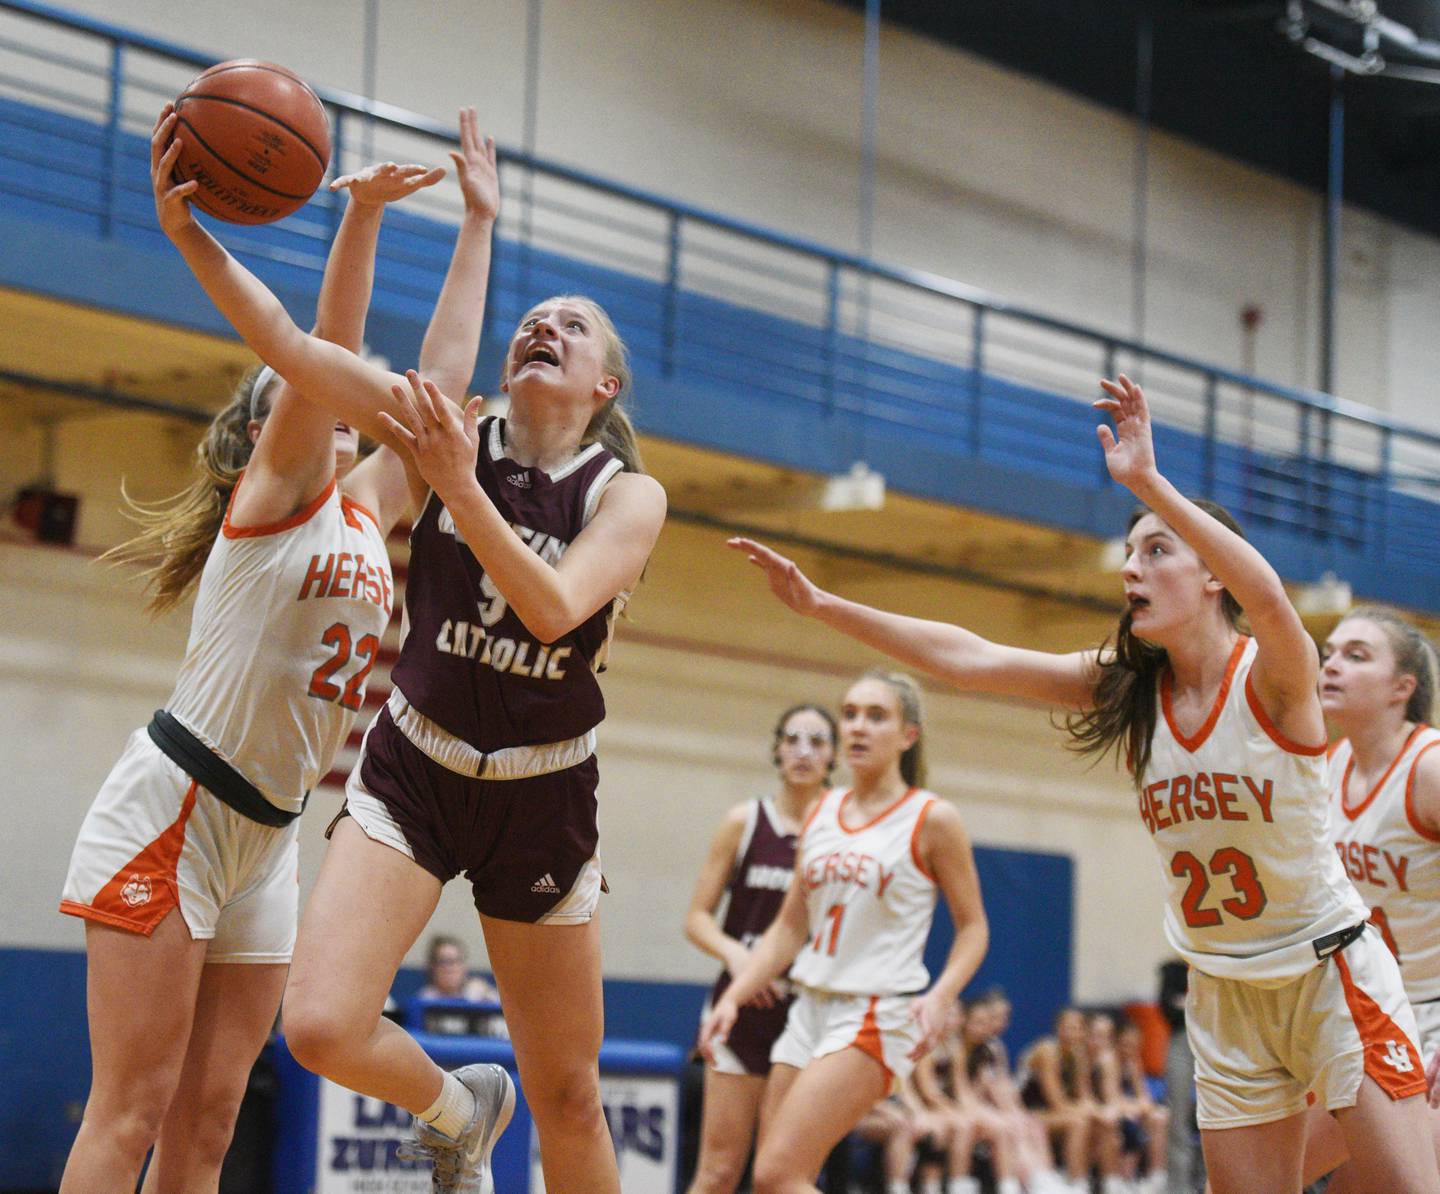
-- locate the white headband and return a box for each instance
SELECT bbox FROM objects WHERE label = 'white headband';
[248,365,278,422]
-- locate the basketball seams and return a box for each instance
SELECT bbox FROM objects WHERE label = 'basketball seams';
[173,114,316,202]
[174,94,328,175]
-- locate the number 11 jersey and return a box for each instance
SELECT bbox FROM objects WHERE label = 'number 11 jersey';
[1140,636,1366,985]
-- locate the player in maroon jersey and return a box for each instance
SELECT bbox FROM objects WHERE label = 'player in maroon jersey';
[683,703,837,1194]
[154,104,666,1193]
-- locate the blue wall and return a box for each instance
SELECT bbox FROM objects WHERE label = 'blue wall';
[4,89,1440,611]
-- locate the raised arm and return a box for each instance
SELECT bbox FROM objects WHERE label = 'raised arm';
[727,537,1098,709]
[418,107,499,402]
[238,160,445,528]
[152,107,408,445]
[906,802,989,1060]
[1095,374,1322,740]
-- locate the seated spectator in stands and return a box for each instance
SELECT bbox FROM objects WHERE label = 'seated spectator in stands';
[1086,1013,1140,1193]
[1019,1007,1122,1193]
[962,995,1068,1194]
[851,1094,919,1194]
[897,1063,955,1194]
[1117,1019,1168,1192]
[417,934,499,1003]
[914,1000,1024,1194]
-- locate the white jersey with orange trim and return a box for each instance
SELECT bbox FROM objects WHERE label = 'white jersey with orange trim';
[165,475,392,814]
[789,786,938,996]
[1329,725,1440,1003]
[1139,636,1367,986]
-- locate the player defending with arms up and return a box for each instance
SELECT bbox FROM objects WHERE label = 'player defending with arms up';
[58,152,450,1193]
[152,102,666,1194]
[729,375,1439,1194]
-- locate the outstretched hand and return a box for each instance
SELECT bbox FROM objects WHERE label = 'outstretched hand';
[696,998,739,1065]
[150,105,199,239]
[1094,373,1158,496]
[906,988,948,1062]
[378,370,484,502]
[451,106,499,221]
[727,538,824,617]
[330,161,445,207]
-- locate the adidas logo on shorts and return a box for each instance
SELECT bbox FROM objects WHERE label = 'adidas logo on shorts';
[531,872,561,894]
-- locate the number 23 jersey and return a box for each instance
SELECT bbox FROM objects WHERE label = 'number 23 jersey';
[1139,636,1366,985]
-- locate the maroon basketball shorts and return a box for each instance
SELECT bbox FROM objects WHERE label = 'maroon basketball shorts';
[336,706,603,924]
[701,989,796,1076]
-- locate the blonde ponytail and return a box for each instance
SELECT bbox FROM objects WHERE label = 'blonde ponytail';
[104,368,271,613]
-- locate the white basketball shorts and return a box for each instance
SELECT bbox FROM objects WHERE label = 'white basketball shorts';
[61,728,299,962]
[1412,997,1440,1069]
[769,985,921,1089]
[1187,925,1426,1129]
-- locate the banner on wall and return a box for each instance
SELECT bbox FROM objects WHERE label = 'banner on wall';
[528,1072,677,1193]
[315,1081,431,1194]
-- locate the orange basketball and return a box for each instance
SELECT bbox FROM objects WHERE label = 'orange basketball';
[172,60,330,225]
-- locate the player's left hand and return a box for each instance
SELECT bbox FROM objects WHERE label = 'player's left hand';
[379,370,482,501]
[451,106,500,222]
[331,161,446,207]
[1094,373,1159,495]
[906,988,948,1061]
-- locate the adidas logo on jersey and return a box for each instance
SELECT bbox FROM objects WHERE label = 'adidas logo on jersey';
[1381,1040,1415,1073]
[120,875,152,907]
[531,873,561,894]
[505,471,532,489]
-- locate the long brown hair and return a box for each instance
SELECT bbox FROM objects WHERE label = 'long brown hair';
[1065,500,1247,781]
[103,368,273,613]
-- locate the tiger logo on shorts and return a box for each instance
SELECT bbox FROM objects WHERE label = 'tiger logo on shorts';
[120,875,152,908]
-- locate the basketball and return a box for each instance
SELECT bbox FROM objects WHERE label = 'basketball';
[171,60,330,225]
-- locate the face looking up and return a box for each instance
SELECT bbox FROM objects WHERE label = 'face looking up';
[503,300,619,413]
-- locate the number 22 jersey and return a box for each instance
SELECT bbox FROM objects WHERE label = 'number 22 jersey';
[1139,636,1366,985]
[165,475,393,814]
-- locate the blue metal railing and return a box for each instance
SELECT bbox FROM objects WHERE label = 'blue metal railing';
[3,0,1440,564]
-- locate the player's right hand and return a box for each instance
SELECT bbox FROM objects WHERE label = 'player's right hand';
[331,161,445,207]
[150,105,199,238]
[728,537,824,616]
[697,999,739,1064]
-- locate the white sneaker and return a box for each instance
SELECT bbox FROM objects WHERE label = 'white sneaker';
[400,1063,516,1194]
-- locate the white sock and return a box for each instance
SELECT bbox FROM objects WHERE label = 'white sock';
[996,1179,1022,1194]
[887,1180,911,1194]
[946,1178,980,1194]
[418,1070,475,1140]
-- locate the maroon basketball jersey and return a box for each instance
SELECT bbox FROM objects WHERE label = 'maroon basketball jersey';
[718,799,798,954]
[390,416,625,752]
[706,799,803,1073]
